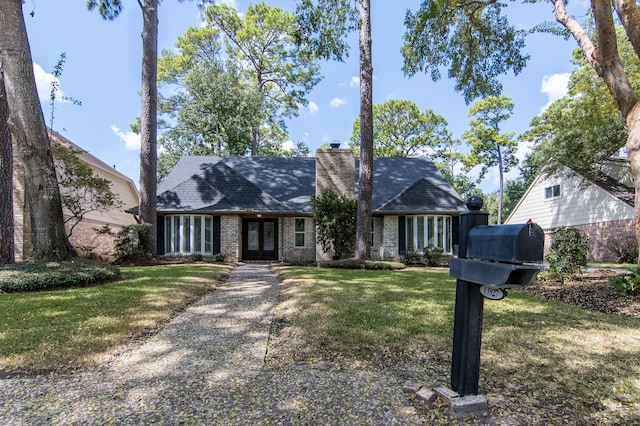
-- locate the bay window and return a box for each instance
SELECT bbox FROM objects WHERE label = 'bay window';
[406,215,453,253]
[165,214,214,255]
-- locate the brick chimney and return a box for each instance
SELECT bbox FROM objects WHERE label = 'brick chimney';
[315,145,355,198]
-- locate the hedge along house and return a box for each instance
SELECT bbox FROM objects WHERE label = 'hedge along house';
[151,147,466,262]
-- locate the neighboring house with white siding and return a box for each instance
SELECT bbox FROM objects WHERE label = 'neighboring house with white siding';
[505,158,633,261]
[13,130,139,261]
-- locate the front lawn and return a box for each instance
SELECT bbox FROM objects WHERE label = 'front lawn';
[272,266,640,425]
[0,263,230,372]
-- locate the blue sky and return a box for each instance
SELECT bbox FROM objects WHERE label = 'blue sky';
[24,0,588,191]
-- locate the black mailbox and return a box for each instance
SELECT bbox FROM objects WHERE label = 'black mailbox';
[467,223,544,264]
[449,197,546,397]
[450,222,545,289]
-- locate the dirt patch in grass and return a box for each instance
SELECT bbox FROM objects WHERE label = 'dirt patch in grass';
[525,269,640,318]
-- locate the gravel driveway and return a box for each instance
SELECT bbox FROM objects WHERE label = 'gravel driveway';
[0,264,421,425]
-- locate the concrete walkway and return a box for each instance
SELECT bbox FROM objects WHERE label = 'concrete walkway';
[0,264,419,425]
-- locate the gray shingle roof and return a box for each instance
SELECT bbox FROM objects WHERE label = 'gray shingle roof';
[155,155,465,214]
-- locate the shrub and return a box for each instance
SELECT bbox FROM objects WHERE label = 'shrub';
[114,223,151,263]
[190,253,204,262]
[609,272,640,296]
[423,246,445,266]
[545,227,588,283]
[214,252,226,262]
[604,228,638,264]
[0,259,120,293]
[311,190,357,260]
[317,259,405,270]
[400,249,423,265]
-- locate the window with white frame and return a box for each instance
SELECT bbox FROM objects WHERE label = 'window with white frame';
[405,215,452,253]
[164,215,214,255]
[294,218,306,247]
[544,184,561,199]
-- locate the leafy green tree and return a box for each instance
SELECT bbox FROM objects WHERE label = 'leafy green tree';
[296,0,374,260]
[311,190,357,260]
[206,3,322,156]
[402,0,640,266]
[520,34,632,181]
[0,59,13,265]
[51,142,122,238]
[0,1,75,260]
[462,96,518,224]
[348,99,449,157]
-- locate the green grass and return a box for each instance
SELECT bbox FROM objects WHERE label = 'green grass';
[275,266,640,425]
[0,263,230,372]
[588,262,637,272]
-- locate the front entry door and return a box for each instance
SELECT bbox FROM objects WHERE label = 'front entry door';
[243,219,278,260]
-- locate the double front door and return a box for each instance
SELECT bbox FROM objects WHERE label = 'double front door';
[242,218,278,260]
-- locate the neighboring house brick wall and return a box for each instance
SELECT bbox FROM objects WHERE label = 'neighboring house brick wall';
[553,219,634,262]
[68,220,119,262]
[220,215,240,261]
[12,142,31,260]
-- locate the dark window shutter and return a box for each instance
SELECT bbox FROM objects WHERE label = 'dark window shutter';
[214,216,221,255]
[157,216,165,255]
[398,216,406,252]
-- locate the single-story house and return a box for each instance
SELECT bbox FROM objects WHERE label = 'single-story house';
[13,130,140,261]
[505,158,634,261]
[153,147,466,262]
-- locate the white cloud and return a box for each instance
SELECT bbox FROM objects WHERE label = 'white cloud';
[33,62,61,103]
[111,124,141,151]
[330,97,346,107]
[309,101,319,113]
[349,76,359,88]
[540,73,570,112]
[219,0,238,8]
[282,140,294,151]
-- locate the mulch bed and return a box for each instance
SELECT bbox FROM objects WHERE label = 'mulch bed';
[524,269,640,318]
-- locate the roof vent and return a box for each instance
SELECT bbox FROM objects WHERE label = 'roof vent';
[330,142,341,149]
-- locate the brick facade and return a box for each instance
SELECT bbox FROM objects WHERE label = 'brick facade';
[566,219,634,262]
[315,148,355,198]
[372,216,400,261]
[281,216,316,263]
[220,215,240,262]
[12,140,31,260]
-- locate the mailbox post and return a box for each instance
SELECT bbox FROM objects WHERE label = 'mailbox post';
[449,196,544,396]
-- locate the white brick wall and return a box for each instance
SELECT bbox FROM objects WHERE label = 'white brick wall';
[220,215,240,261]
[282,216,316,263]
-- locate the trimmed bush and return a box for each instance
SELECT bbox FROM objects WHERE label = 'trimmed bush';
[317,259,405,270]
[0,259,120,293]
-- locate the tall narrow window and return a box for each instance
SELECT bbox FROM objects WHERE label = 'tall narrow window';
[294,218,306,247]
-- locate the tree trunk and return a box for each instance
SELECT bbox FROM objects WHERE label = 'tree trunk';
[625,104,640,268]
[0,0,75,260]
[354,0,373,260]
[0,59,14,265]
[139,0,159,255]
